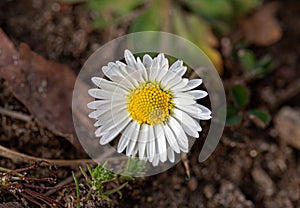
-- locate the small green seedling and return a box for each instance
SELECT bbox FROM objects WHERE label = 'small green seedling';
[238,49,273,78]
[74,162,128,202]
[226,85,270,127]
[119,157,146,180]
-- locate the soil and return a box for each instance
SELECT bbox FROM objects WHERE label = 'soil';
[1,0,300,207]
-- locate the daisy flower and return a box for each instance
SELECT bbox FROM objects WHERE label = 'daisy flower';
[87,50,211,166]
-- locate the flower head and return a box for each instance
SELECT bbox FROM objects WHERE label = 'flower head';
[87,50,211,166]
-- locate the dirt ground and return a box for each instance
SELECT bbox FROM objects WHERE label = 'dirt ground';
[1,0,300,207]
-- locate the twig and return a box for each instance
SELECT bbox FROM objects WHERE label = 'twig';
[0,144,121,167]
[45,171,82,196]
[0,107,32,122]
[181,153,190,179]
[270,79,300,110]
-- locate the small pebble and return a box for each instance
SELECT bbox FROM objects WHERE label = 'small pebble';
[187,177,198,191]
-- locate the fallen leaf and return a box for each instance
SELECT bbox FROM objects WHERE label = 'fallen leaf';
[241,2,282,46]
[0,28,80,150]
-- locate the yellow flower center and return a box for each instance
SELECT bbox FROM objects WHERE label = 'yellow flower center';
[127,82,174,126]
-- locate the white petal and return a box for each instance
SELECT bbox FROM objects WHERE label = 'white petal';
[181,123,199,138]
[174,79,203,92]
[94,120,103,127]
[149,58,160,81]
[154,54,169,82]
[161,71,182,88]
[87,100,110,110]
[155,67,168,82]
[160,55,169,71]
[100,116,131,145]
[160,71,177,87]
[136,57,148,80]
[117,121,135,153]
[174,66,187,77]
[102,63,124,80]
[169,60,187,77]
[198,114,212,120]
[97,110,119,128]
[126,68,144,83]
[172,108,200,128]
[154,124,167,162]
[116,60,126,67]
[168,116,188,152]
[88,89,110,99]
[124,49,137,68]
[173,96,196,106]
[176,104,208,120]
[164,123,180,153]
[88,109,107,119]
[147,125,155,162]
[138,124,149,160]
[126,121,140,156]
[87,100,126,111]
[88,89,125,100]
[152,154,160,166]
[94,119,112,136]
[172,108,200,137]
[132,146,138,156]
[169,60,183,71]
[143,54,153,69]
[95,105,127,124]
[99,111,130,135]
[174,92,195,100]
[91,77,128,92]
[168,77,185,89]
[195,104,212,115]
[186,90,208,99]
[110,75,135,89]
[170,78,188,91]
[167,148,175,163]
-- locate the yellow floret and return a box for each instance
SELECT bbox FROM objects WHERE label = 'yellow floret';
[127,82,174,125]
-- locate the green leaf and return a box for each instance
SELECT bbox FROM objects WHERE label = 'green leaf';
[172,6,223,73]
[248,109,271,126]
[231,85,249,108]
[89,0,144,27]
[72,172,81,208]
[254,55,273,76]
[103,182,128,198]
[183,0,260,35]
[226,114,242,126]
[238,50,256,72]
[226,105,242,126]
[183,0,234,23]
[130,1,162,32]
[231,0,261,17]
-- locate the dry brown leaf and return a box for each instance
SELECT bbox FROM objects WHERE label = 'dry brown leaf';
[241,2,282,46]
[0,28,80,150]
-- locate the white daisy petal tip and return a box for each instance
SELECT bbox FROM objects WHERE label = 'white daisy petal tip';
[87,49,212,166]
[87,88,97,97]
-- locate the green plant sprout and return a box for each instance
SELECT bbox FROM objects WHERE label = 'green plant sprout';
[73,162,128,202]
[226,85,270,127]
[72,171,81,208]
[238,49,273,78]
[119,157,146,179]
